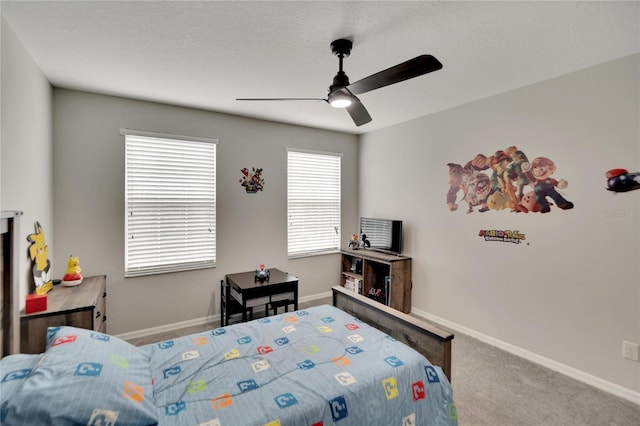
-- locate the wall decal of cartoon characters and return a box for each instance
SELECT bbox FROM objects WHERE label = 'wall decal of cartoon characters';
[239,167,265,193]
[27,221,53,294]
[605,168,640,193]
[447,147,574,214]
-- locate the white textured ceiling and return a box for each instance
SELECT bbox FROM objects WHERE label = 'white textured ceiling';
[2,1,639,134]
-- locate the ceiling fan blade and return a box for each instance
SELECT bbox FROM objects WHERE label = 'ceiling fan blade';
[347,54,443,95]
[236,98,326,102]
[346,99,372,127]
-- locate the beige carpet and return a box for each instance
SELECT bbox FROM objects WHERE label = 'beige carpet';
[449,331,640,425]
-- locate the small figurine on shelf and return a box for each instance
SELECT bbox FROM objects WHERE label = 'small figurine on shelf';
[348,233,360,249]
[255,263,270,282]
[62,255,83,287]
[361,233,371,249]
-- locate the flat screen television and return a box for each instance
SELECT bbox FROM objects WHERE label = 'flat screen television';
[359,217,403,255]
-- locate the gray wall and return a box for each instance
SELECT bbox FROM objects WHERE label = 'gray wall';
[1,19,53,304]
[52,89,358,334]
[359,54,640,397]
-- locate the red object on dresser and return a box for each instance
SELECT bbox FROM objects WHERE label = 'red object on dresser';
[25,293,48,314]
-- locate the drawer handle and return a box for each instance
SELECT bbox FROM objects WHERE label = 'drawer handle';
[95,311,101,319]
[102,315,107,322]
[103,292,107,298]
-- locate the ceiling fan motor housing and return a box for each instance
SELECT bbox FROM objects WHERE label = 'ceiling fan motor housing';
[330,71,350,92]
[330,39,352,57]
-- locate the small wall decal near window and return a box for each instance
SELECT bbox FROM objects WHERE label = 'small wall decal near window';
[240,167,265,193]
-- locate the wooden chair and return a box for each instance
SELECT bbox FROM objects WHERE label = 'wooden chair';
[220,280,269,326]
[269,291,296,315]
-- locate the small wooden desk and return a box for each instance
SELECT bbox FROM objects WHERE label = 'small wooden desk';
[222,269,298,326]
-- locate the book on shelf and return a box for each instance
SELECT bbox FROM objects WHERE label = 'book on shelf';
[350,258,363,274]
[344,277,363,294]
[384,276,390,305]
[344,277,355,292]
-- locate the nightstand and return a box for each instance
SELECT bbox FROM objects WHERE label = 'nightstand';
[20,275,106,353]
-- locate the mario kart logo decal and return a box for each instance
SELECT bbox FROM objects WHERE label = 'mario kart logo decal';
[447,146,574,214]
[479,230,526,244]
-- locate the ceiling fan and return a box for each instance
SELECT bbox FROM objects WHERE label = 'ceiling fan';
[236,39,443,127]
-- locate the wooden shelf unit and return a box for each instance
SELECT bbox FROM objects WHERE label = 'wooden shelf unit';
[340,249,411,313]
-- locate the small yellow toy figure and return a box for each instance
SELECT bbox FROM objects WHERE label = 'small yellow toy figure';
[62,256,83,287]
[27,221,53,295]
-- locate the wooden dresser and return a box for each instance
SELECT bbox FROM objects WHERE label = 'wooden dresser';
[20,275,106,354]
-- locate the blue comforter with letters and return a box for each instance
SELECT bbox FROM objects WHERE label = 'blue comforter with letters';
[0,304,457,425]
[144,304,457,425]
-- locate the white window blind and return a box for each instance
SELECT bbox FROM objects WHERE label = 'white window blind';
[123,131,217,277]
[287,148,341,257]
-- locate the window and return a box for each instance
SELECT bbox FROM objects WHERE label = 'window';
[122,129,217,277]
[287,148,341,257]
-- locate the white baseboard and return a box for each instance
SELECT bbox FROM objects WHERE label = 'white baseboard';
[411,307,640,406]
[115,291,332,341]
[115,314,219,341]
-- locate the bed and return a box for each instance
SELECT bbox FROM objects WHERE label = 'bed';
[0,286,456,425]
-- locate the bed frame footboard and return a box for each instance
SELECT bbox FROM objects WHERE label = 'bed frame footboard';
[332,286,453,381]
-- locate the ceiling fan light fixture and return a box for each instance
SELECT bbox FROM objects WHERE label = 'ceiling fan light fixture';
[236,37,442,127]
[328,90,352,108]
